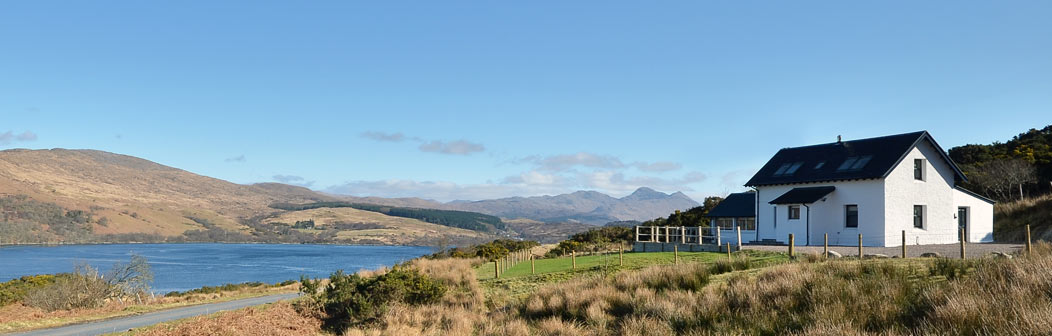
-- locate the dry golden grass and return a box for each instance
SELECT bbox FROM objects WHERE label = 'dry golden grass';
[995,193,1052,242]
[0,284,299,333]
[125,302,322,336]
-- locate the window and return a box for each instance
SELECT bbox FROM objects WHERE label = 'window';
[814,161,826,169]
[737,217,756,230]
[716,218,734,230]
[788,205,800,220]
[837,157,858,171]
[851,155,873,170]
[913,205,925,229]
[773,163,791,176]
[845,205,858,228]
[837,155,874,171]
[914,159,924,180]
[773,162,804,177]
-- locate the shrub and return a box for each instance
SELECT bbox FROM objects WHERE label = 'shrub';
[23,255,153,311]
[0,274,61,306]
[303,265,447,331]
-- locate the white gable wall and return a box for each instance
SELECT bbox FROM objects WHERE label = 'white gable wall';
[883,140,958,246]
[954,189,995,243]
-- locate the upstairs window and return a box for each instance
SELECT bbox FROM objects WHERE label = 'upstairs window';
[814,161,826,169]
[845,205,858,228]
[773,162,804,177]
[914,159,925,181]
[837,155,873,172]
[788,205,800,220]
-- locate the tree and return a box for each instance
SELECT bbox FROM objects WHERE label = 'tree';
[965,159,1038,201]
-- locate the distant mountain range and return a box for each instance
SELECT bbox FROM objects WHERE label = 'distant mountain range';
[438,187,699,224]
[334,188,700,225]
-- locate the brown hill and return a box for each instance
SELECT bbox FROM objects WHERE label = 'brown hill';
[0,148,494,245]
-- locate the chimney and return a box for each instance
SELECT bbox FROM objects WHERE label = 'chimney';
[837,135,842,143]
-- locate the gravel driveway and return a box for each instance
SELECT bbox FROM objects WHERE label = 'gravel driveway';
[744,243,1023,259]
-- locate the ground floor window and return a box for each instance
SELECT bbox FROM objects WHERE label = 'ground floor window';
[737,217,756,230]
[716,218,734,230]
[913,205,925,229]
[788,205,800,220]
[845,205,858,228]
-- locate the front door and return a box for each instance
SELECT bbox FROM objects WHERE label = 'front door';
[958,207,968,242]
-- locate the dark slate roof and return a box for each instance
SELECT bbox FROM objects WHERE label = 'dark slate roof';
[706,192,756,218]
[769,186,836,204]
[955,186,996,204]
[745,131,967,187]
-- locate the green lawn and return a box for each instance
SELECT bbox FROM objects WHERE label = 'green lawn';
[476,250,788,280]
[474,250,790,304]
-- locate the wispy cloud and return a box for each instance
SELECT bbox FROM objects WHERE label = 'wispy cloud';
[418,140,485,155]
[0,131,38,145]
[361,131,407,142]
[224,155,246,163]
[273,174,315,188]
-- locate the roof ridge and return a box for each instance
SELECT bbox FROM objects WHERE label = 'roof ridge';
[779,130,927,150]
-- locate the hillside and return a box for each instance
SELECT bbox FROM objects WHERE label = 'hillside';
[446,187,699,224]
[994,193,1052,242]
[0,148,497,245]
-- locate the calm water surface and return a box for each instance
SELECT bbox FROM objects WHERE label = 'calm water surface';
[0,244,433,293]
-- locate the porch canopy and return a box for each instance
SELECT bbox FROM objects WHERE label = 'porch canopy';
[768,186,835,204]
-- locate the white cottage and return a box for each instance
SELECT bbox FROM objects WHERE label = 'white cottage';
[744,131,994,247]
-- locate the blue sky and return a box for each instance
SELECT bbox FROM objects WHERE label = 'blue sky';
[2,1,1050,202]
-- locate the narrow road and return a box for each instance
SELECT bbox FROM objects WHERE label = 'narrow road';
[6,293,301,336]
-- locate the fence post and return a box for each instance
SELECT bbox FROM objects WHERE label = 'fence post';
[494,260,499,278]
[681,226,686,244]
[531,254,536,274]
[716,228,722,247]
[960,227,966,259]
[736,226,743,249]
[665,226,670,243]
[619,242,624,266]
[1027,224,1033,255]
[823,233,828,257]
[726,242,732,259]
[674,244,679,264]
[858,234,863,259]
[635,225,640,243]
[902,230,907,258]
[572,250,577,270]
[788,233,795,258]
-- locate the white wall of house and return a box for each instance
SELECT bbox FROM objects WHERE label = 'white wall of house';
[954,189,995,243]
[883,140,958,246]
[755,179,885,246]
